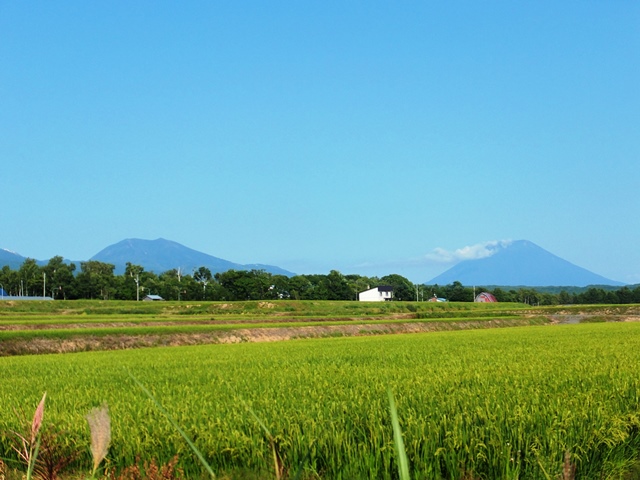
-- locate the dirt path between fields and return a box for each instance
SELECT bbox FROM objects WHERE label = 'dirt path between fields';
[0,314,416,330]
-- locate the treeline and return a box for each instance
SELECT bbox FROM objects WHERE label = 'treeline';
[1,257,639,305]
[0,257,417,301]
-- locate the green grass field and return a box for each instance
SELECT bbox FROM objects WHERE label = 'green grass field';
[1,318,640,479]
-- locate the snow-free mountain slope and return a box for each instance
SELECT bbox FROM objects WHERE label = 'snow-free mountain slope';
[90,238,295,276]
[428,240,623,287]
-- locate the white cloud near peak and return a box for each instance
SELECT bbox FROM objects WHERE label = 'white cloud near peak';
[424,240,512,264]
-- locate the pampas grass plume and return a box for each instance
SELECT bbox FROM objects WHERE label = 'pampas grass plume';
[30,392,46,444]
[86,403,111,475]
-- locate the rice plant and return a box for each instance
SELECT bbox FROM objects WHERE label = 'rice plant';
[0,323,639,478]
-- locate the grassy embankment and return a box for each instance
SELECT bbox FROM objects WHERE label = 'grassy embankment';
[0,299,560,356]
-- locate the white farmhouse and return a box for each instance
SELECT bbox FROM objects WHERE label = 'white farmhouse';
[358,286,393,302]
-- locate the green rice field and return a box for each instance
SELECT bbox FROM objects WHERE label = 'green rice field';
[1,319,640,479]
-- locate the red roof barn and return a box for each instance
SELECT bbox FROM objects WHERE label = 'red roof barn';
[475,292,497,303]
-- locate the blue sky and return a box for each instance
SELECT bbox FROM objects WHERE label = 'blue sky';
[1,2,639,284]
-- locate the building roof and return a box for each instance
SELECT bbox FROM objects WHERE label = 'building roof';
[0,295,53,301]
[359,286,393,294]
[143,294,164,301]
[475,292,497,303]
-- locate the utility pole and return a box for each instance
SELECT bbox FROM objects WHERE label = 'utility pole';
[43,272,46,298]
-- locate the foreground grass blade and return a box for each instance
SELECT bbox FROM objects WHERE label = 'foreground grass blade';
[25,439,40,480]
[243,401,282,480]
[129,373,216,479]
[388,389,410,480]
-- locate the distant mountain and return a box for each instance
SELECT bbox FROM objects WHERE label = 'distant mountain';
[427,240,624,287]
[1,239,295,277]
[1,249,80,271]
[90,238,295,276]
[0,248,25,270]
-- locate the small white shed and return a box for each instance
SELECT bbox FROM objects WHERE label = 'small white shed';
[142,294,165,301]
[358,286,393,302]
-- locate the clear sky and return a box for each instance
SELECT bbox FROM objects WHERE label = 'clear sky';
[1,2,639,284]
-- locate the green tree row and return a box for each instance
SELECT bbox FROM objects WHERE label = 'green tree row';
[1,258,639,304]
[0,258,416,302]
[426,281,640,305]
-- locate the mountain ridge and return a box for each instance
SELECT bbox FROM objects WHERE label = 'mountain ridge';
[1,239,627,287]
[91,238,295,276]
[1,239,295,277]
[427,240,624,287]
[0,248,40,270]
